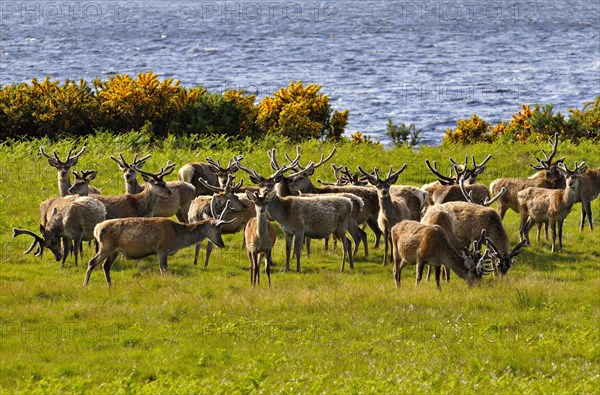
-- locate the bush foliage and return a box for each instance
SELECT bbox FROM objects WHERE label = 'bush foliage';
[0,73,347,142]
[445,98,600,144]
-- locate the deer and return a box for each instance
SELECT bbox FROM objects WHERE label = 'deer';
[83,197,234,286]
[89,162,175,220]
[490,133,566,220]
[187,175,255,266]
[517,161,587,252]
[177,155,243,196]
[244,190,277,287]
[13,196,106,267]
[391,222,494,289]
[40,146,101,196]
[316,164,369,187]
[68,170,98,196]
[422,156,491,205]
[268,150,382,251]
[437,180,527,276]
[358,165,411,266]
[575,167,600,230]
[108,153,196,222]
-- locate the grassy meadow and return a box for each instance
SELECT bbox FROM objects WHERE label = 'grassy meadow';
[0,134,599,394]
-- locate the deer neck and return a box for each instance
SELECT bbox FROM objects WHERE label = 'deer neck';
[445,246,471,281]
[265,196,290,225]
[126,177,143,194]
[256,211,269,237]
[135,186,161,217]
[304,179,319,194]
[58,173,70,197]
[562,181,579,208]
[176,221,211,249]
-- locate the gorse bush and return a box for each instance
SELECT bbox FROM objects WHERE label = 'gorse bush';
[445,98,600,144]
[385,118,422,147]
[257,81,349,141]
[0,73,349,142]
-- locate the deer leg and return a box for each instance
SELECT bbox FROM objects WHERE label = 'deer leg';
[518,211,529,242]
[367,218,382,249]
[434,266,442,290]
[392,246,401,287]
[324,237,329,251]
[443,265,450,282]
[265,250,272,288]
[415,259,426,287]
[255,252,261,286]
[305,237,311,259]
[158,253,168,274]
[60,237,71,268]
[73,235,84,267]
[83,250,112,286]
[294,232,304,272]
[583,200,593,230]
[550,218,557,253]
[557,219,564,252]
[359,226,368,258]
[102,252,119,286]
[383,230,389,266]
[536,222,542,242]
[248,250,255,286]
[204,242,213,267]
[284,233,293,272]
[193,242,201,266]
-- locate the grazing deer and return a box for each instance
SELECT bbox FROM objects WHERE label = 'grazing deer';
[422,157,490,204]
[244,191,277,287]
[83,197,233,286]
[177,155,243,196]
[575,167,600,230]
[40,146,101,196]
[14,196,106,267]
[109,153,196,222]
[518,162,587,252]
[490,133,566,219]
[358,165,411,266]
[90,162,175,220]
[187,175,255,266]
[391,222,493,289]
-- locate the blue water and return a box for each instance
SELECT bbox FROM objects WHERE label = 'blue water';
[1,1,599,144]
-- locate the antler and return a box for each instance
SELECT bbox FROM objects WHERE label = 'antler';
[73,170,96,180]
[557,161,587,174]
[233,157,263,183]
[12,227,44,256]
[472,154,492,175]
[425,160,456,185]
[206,156,222,171]
[459,178,475,203]
[531,133,566,170]
[40,146,86,167]
[357,165,379,184]
[482,187,506,207]
[197,176,225,193]
[133,161,175,180]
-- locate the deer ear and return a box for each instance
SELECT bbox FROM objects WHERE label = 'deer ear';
[88,171,97,181]
[65,157,80,168]
[141,173,152,183]
[245,191,256,202]
[389,174,400,185]
[266,189,278,200]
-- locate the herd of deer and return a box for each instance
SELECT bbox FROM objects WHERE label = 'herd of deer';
[12,134,599,289]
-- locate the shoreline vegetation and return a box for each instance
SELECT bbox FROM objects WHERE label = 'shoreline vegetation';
[1,136,599,393]
[1,72,598,146]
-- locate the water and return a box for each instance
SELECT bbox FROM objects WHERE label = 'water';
[1,0,599,144]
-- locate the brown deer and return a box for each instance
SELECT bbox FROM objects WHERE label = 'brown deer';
[391,222,493,289]
[177,155,243,196]
[109,153,196,222]
[14,196,106,267]
[422,157,490,205]
[244,191,277,287]
[358,165,411,266]
[90,162,175,219]
[187,175,255,266]
[40,146,101,196]
[517,162,587,252]
[575,167,600,230]
[68,170,98,196]
[83,197,233,286]
[490,133,566,219]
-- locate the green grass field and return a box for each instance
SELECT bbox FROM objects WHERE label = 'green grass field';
[0,135,598,394]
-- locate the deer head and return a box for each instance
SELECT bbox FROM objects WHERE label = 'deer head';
[530,133,566,182]
[449,154,492,184]
[110,153,151,185]
[132,161,175,197]
[206,155,244,188]
[40,146,86,182]
[459,178,506,207]
[68,170,97,195]
[358,164,407,197]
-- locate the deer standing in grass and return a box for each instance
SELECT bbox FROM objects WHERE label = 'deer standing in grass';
[575,167,600,230]
[83,197,233,286]
[109,153,196,222]
[187,175,255,266]
[391,222,493,289]
[40,146,101,196]
[244,191,277,287]
[14,196,106,267]
[358,165,411,266]
[177,156,242,196]
[517,161,587,252]
[90,162,175,220]
[490,133,566,221]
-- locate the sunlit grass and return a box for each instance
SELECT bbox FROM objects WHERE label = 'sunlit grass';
[0,135,598,394]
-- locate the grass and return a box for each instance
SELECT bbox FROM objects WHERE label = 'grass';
[0,134,599,394]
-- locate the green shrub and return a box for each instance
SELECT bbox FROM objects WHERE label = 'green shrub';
[385,118,422,147]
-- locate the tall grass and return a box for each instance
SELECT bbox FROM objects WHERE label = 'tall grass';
[0,134,598,394]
